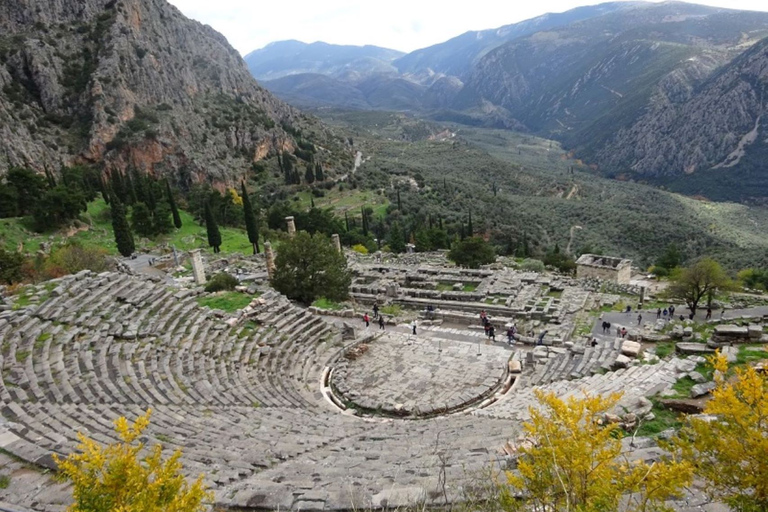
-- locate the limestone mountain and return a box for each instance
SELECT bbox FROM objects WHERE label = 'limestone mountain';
[393,1,644,80]
[593,36,768,202]
[244,40,404,82]
[0,0,350,184]
[448,2,768,196]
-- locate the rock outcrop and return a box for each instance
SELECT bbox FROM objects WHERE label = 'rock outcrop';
[0,0,350,184]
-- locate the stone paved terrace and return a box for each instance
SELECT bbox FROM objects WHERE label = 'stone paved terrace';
[332,333,511,417]
[0,271,729,511]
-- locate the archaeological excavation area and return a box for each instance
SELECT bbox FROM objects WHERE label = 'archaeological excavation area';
[1,252,761,511]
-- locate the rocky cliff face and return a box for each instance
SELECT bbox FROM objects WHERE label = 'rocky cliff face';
[0,0,348,185]
[596,37,768,180]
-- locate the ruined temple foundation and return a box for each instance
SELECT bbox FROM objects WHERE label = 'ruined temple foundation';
[576,254,632,284]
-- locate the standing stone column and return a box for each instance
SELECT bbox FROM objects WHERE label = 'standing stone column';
[190,249,206,285]
[285,216,296,238]
[264,242,276,280]
[331,234,341,253]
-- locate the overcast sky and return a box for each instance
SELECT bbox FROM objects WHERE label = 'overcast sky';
[167,0,768,55]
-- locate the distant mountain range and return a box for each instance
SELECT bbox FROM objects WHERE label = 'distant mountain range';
[246,1,768,200]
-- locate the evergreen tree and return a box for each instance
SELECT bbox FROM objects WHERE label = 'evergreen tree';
[467,211,473,237]
[271,232,352,305]
[124,171,137,205]
[344,211,350,232]
[397,189,402,211]
[304,165,315,185]
[99,176,110,205]
[387,222,406,253]
[314,163,324,182]
[111,195,135,257]
[110,170,126,204]
[153,201,174,235]
[204,201,222,253]
[361,206,368,236]
[310,195,315,208]
[241,182,260,255]
[165,180,182,229]
[131,202,155,237]
[146,178,157,212]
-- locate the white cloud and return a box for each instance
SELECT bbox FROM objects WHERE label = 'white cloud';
[167,0,768,55]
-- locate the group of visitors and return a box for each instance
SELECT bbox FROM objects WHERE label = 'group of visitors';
[363,303,387,330]
[656,305,677,320]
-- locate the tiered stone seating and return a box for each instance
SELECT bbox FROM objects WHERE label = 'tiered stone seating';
[0,271,690,511]
[524,338,620,386]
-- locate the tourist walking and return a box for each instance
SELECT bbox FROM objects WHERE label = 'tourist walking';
[620,327,627,339]
[637,314,642,325]
[507,326,515,345]
[537,330,548,346]
[373,303,379,319]
[706,307,712,320]
[669,305,675,317]
[411,320,417,336]
[363,313,370,328]
[591,337,599,347]
[488,324,496,342]
[616,326,621,337]
[479,310,487,326]
[378,315,385,330]
[663,308,668,319]
[626,305,631,315]
[657,308,662,319]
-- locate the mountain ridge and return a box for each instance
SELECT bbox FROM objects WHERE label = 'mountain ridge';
[0,0,351,185]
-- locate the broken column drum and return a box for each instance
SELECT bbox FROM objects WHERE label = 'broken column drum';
[264,242,276,280]
[286,216,296,238]
[190,249,206,285]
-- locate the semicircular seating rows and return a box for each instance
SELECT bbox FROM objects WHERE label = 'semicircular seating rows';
[0,271,684,511]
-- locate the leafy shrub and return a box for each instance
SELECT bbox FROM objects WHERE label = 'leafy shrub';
[521,258,546,272]
[204,272,238,293]
[352,244,369,254]
[44,243,111,277]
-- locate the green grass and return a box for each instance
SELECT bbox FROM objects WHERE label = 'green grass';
[196,292,252,312]
[635,398,683,437]
[736,345,768,365]
[669,362,714,398]
[294,188,389,218]
[437,282,478,292]
[655,342,675,359]
[155,433,172,443]
[311,298,345,311]
[0,199,260,257]
[0,474,10,489]
[15,350,30,363]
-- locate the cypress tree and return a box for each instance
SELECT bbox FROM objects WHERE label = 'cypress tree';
[310,195,315,208]
[438,216,443,230]
[204,201,222,253]
[146,178,157,212]
[304,165,315,184]
[125,171,137,205]
[110,195,135,257]
[99,176,110,205]
[165,180,182,229]
[344,211,350,232]
[241,182,260,255]
[467,211,473,237]
[111,170,126,203]
[314,163,324,182]
[361,206,368,236]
